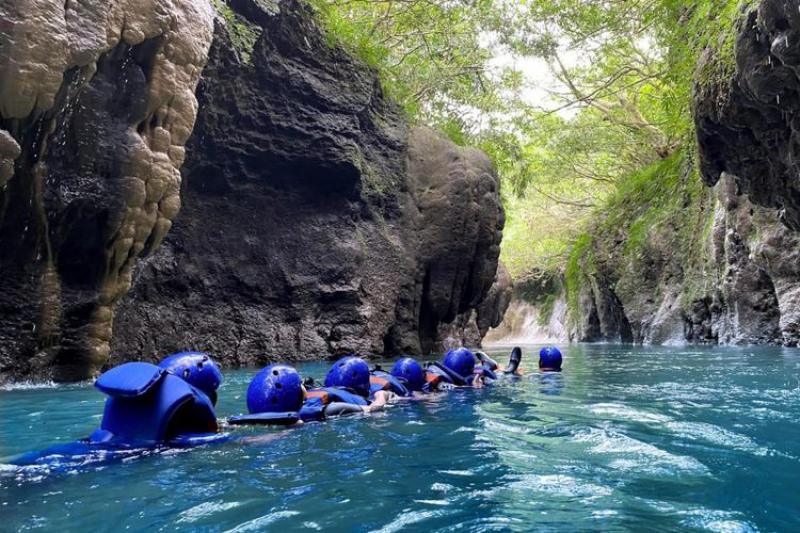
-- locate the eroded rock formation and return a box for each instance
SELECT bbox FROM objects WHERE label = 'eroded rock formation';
[437,263,512,349]
[0,0,215,381]
[108,0,504,366]
[556,170,800,347]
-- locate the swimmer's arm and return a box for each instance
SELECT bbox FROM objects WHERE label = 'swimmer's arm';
[234,422,304,444]
[362,390,396,413]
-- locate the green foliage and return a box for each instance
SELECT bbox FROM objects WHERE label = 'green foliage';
[211,0,261,64]
[537,293,558,327]
[307,0,499,130]
[598,152,686,256]
[565,232,593,322]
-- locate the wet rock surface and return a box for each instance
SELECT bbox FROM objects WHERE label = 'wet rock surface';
[688,0,800,345]
[0,0,214,381]
[110,0,504,367]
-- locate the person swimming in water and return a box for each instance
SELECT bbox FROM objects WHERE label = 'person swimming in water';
[476,347,525,376]
[423,347,496,388]
[229,356,399,426]
[539,346,563,372]
[9,352,228,470]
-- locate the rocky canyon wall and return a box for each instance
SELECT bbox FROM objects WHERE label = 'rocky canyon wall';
[0,0,505,381]
[108,0,505,367]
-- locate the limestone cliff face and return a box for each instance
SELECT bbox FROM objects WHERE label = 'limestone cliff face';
[108,0,504,366]
[0,0,214,381]
[568,172,800,346]
[437,263,512,350]
[511,171,800,347]
[687,0,800,345]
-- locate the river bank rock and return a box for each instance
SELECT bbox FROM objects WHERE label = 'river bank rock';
[109,0,504,366]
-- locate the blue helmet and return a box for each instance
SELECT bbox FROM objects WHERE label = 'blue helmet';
[324,356,370,397]
[391,357,425,391]
[159,352,222,403]
[442,348,476,378]
[247,364,305,414]
[539,347,563,370]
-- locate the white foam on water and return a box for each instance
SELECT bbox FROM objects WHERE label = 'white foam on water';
[679,509,758,533]
[587,403,672,424]
[665,421,766,455]
[573,428,709,475]
[0,381,58,391]
[369,510,440,533]
[223,510,300,533]
[430,482,455,492]
[177,500,243,523]
[413,499,449,506]
[508,474,613,500]
[451,426,478,434]
[592,510,619,518]
[437,469,474,476]
[302,522,322,530]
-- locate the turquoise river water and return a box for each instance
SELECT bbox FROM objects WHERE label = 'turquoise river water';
[1,344,800,532]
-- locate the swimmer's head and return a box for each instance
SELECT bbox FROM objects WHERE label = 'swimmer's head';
[391,357,425,391]
[324,355,371,397]
[443,348,476,379]
[159,352,222,404]
[247,364,305,414]
[538,347,563,371]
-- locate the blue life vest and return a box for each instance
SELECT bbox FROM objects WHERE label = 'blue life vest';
[89,362,218,446]
[369,371,410,398]
[299,387,369,421]
[428,361,467,386]
[474,364,498,381]
[11,362,224,470]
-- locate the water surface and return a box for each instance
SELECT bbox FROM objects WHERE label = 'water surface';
[2,344,799,531]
